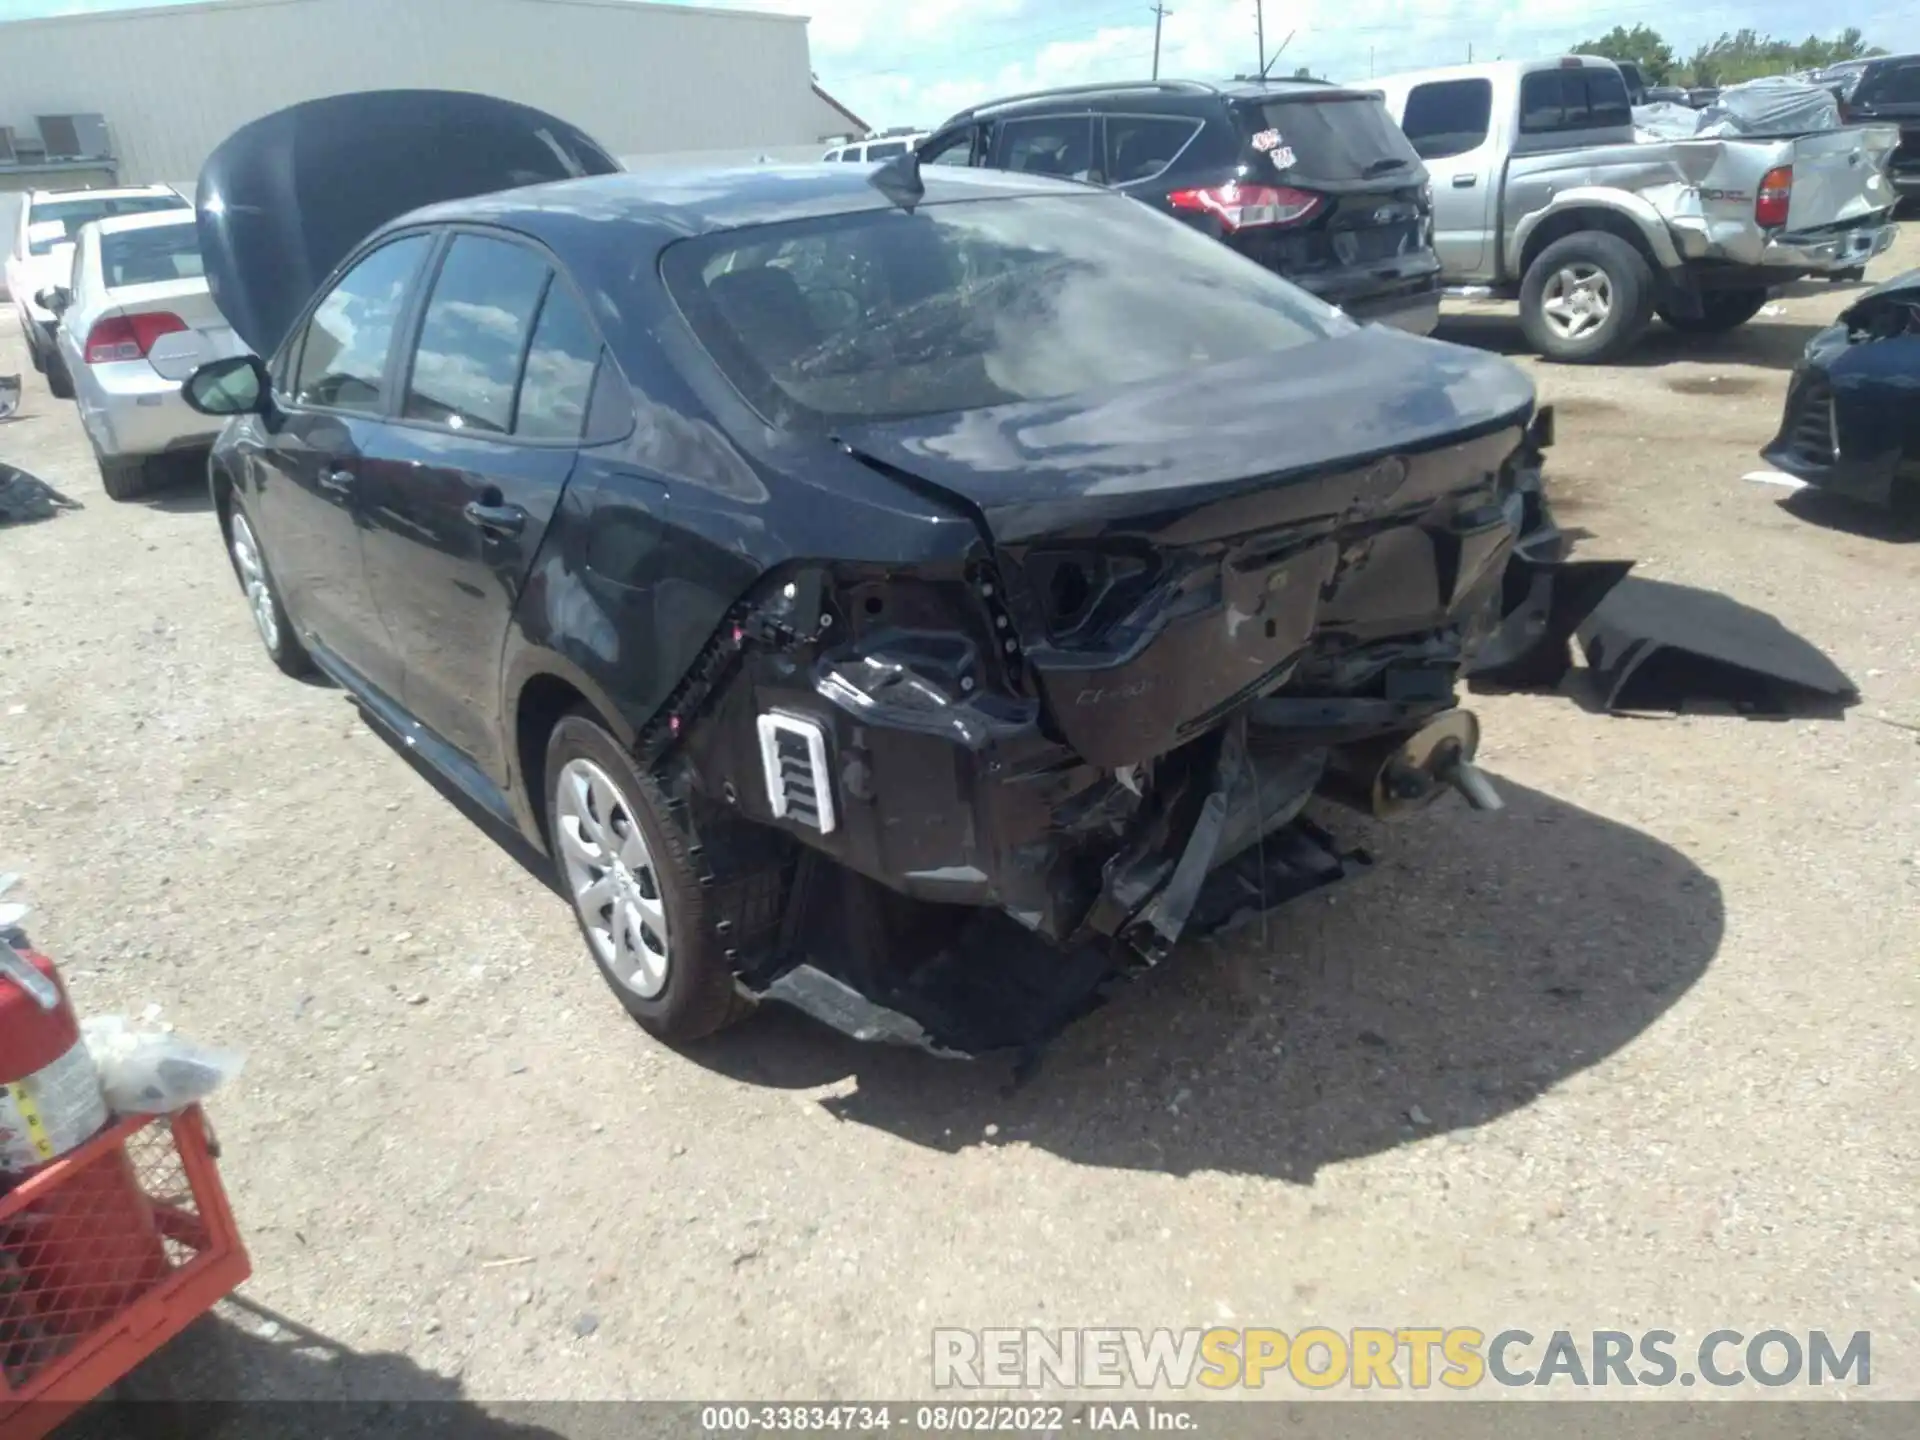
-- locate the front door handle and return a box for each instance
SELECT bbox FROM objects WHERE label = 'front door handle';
[1451,174,1478,188]
[320,467,355,494]
[464,500,528,536]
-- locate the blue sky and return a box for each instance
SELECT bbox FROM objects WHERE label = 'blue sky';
[5,0,1916,128]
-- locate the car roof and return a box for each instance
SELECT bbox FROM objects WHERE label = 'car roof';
[27,184,181,205]
[387,163,1095,241]
[937,76,1365,125]
[1373,56,1623,89]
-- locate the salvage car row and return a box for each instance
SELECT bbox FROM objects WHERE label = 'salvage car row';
[4,56,1916,1057]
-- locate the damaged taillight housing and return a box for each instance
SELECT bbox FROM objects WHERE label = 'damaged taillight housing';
[1018,547,1163,642]
[1755,166,1793,229]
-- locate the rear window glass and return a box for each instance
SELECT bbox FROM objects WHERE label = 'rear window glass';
[100,224,203,287]
[1400,80,1494,160]
[1233,96,1422,180]
[662,193,1347,429]
[1519,68,1632,134]
[27,193,187,254]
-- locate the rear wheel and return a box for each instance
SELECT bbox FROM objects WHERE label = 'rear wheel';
[45,351,74,400]
[1658,287,1769,334]
[544,713,747,1043]
[98,451,156,502]
[1519,232,1655,364]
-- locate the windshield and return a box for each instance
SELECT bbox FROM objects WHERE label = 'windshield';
[101,223,205,288]
[28,194,187,255]
[662,193,1349,428]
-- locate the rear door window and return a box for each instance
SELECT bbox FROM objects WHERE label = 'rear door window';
[402,233,549,435]
[1104,116,1203,183]
[1857,62,1920,106]
[991,116,1100,181]
[1232,95,1421,180]
[293,234,432,414]
[514,281,603,441]
[1520,68,1632,134]
[1400,79,1494,160]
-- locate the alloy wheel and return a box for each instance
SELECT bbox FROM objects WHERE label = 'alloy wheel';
[1539,263,1614,341]
[554,757,671,999]
[229,512,281,654]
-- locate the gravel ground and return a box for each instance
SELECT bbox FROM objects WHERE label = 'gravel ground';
[2,232,1917,1424]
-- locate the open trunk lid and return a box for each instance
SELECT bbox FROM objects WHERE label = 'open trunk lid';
[196,90,621,360]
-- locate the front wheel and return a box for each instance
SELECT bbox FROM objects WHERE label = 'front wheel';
[544,714,748,1043]
[1519,232,1656,364]
[225,504,313,678]
[1658,287,1769,334]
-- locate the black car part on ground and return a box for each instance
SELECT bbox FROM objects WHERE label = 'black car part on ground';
[1762,267,1920,512]
[187,91,1837,1061]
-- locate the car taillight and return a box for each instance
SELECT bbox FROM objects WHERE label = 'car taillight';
[1168,182,1323,231]
[83,311,188,365]
[1755,166,1793,229]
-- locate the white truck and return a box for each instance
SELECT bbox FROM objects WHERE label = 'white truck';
[1369,56,1901,361]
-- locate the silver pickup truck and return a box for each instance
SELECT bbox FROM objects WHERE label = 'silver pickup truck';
[1369,56,1901,362]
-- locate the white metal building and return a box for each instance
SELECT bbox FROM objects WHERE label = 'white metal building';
[0,0,866,245]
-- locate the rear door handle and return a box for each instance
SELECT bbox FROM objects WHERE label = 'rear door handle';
[320,467,355,494]
[1451,174,1478,188]
[464,500,528,536]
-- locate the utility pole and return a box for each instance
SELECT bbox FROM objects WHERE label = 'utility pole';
[1150,2,1171,80]
[1467,41,1474,62]
[1255,0,1265,80]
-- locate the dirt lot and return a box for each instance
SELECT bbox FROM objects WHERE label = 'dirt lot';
[2,232,1917,1420]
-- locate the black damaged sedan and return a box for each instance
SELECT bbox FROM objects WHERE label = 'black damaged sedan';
[183,92,1596,1056]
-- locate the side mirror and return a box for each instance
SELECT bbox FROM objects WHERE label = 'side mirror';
[183,354,271,417]
[34,286,70,316]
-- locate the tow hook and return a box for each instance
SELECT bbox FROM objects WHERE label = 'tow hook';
[1324,710,1504,820]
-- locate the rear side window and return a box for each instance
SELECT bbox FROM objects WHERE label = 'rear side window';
[515,282,603,441]
[1400,80,1494,160]
[1105,116,1202,183]
[1520,68,1632,135]
[992,116,1100,181]
[1233,96,1421,180]
[1858,62,1920,106]
[293,234,431,413]
[100,225,203,287]
[403,234,549,435]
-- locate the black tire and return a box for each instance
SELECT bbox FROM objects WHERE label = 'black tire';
[223,500,314,678]
[98,452,156,501]
[544,712,747,1043]
[1519,231,1656,364]
[1658,287,1769,334]
[27,333,46,374]
[45,352,75,400]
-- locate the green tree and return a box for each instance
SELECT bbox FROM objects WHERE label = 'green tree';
[1572,23,1677,84]
[1679,27,1887,87]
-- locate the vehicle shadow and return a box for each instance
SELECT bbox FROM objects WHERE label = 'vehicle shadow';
[691,777,1723,1184]
[61,1298,576,1438]
[1778,488,1920,543]
[1435,313,1826,370]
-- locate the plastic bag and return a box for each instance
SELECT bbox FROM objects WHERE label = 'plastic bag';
[81,1016,245,1116]
[1633,102,1708,141]
[1697,78,1842,137]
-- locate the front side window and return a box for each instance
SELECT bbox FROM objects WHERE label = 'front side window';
[100,224,204,288]
[663,193,1347,428]
[1400,80,1494,160]
[403,234,549,435]
[26,193,187,255]
[292,233,431,413]
[992,116,1099,181]
[921,129,978,167]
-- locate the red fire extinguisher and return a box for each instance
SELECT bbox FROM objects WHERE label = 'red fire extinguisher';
[0,941,109,1178]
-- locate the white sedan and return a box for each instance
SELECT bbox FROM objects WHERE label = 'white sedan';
[45,209,246,500]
